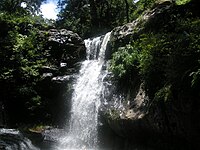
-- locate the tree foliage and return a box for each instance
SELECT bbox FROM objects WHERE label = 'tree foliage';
[0,0,46,15]
[57,0,134,37]
[0,1,49,124]
[110,6,200,101]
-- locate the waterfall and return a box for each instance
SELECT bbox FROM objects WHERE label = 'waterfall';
[57,32,111,150]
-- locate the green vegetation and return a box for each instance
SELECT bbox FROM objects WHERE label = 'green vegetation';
[56,0,154,37]
[176,0,191,5]
[0,0,199,129]
[110,44,140,78]
[0,0,45,15]
[0,0,49,125]
[110,0,200,103]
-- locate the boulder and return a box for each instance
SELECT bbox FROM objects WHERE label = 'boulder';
[48,29,82,44]
[45,29,86,68]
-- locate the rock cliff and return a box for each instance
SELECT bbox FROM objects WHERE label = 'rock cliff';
[103,0,200,149]
[38,29,86,126]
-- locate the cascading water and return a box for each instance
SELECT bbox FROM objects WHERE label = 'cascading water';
[0,128,39,150]
[57,32,111,150]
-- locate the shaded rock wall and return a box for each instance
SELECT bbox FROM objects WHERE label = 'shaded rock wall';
[38,29,86,127]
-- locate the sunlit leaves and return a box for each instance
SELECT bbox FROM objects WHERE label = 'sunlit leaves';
[176,0,191,5]
[110,44,139,77]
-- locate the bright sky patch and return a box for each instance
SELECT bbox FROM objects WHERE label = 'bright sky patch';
[21,2,27,8]
[40,0,59,20]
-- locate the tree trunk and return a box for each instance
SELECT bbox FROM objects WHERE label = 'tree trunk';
[89,0,98,27]
[124,0,129,23]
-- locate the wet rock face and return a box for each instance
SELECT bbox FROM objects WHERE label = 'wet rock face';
[103,82,151,138]
[103,81,199,149]
[24,127,66,149]
[0,129,38,150]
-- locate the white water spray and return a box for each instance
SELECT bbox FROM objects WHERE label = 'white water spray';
[57,32,111,150]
